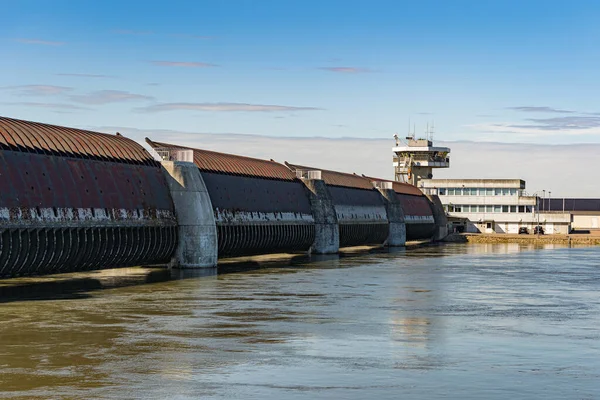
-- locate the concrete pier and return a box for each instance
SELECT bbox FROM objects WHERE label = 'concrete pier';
[376,184,407,247]
[161,161,218,268]
[426,194,449,241]
[301,175,340,254]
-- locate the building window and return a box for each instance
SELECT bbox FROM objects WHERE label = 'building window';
[494,205,502,213]
[510,189,517,196]
[486,188,493,196]
[448,188,455,195]
[486,222,492,229]
[510,205,517,213]
[526,206,532,213]
[470,188,478,195]
[502,188,509,196]
[455,205,462,212]
[502,205,509,213]
[518,205,525,213]
[439,188,446,195]
[486,205,493,212]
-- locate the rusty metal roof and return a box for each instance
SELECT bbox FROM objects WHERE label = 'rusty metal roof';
[147,139,297,181]
[361,175,424,196]
[0,116,157,166]
[285,162,375,190]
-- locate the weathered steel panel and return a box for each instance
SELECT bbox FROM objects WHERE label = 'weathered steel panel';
[201,173,315,257]
[0,116,157,165]
[0,117,177,278]
[201,172,312,214]
[328,186,385,208]
[339,223,389,247]
[147,139,296,180]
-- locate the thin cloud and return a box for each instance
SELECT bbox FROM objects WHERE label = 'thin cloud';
[3,85,73,96]
[136,102,322,113]
[318,67,372,73]
[15,38,65,46]
[506,106,575,114]
[468,116,600,137]
[56,73,114,78]
[1,102,90,110]
[522,116,600,131]
[151,61,219,68]
[69,90,154,105]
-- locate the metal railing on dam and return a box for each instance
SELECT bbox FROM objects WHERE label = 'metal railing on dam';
[0,116,448,278]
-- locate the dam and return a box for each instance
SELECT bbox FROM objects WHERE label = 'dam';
[0,116,448,278]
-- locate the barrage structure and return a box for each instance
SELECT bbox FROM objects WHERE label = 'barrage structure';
[0,117,449,278]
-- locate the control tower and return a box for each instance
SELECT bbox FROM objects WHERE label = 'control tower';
[392,128,450,187]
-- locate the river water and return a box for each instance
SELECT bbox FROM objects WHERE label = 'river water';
[1,243,599,399]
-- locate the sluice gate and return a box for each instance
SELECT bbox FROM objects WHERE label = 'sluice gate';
[0,117,177,278]
[147,140,315,258]
[286,164,390,248]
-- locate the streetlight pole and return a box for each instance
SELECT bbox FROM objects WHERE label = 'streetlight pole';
[542,190,546,212]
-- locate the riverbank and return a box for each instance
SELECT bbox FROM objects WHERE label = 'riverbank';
[446,233,600,246]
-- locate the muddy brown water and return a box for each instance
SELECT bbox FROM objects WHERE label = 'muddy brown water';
[1,243,599,399]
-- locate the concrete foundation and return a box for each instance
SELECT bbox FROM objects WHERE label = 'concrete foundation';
[301,178,340,254]
[377,188,407,246]
[162,161,218,268]
[426,194,449,241]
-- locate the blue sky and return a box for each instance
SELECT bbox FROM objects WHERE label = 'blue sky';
[2,0,600,144]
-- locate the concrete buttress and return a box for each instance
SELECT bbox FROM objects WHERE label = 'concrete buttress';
[161,161,218,268]
[301,178,340,254]
[377,188,407,246]
[426,194,449,241]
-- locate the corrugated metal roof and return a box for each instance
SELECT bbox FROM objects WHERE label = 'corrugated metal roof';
[285,162,375,190]
[362,175,424,196]
[0,116,157,166]
[147,139,297,181]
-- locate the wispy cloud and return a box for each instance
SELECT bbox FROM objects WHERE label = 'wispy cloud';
[1,101,90,110]
[56,73,113,78]
[112,29,153,35]
[318,67,372,73]
[468,116,600,137]
[3,85,73,96]
[506,106,575,114]
[150,61,219,68]
[521,116,600,131]
[136,102,322,113]
[15,38,65,46]
[69,90,154,105]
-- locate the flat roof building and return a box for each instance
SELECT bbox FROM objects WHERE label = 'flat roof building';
[419,179,571,234]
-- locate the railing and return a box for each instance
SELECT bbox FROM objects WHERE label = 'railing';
[152,147,194,163]
[371,181,393,190]
[295,170,322,180]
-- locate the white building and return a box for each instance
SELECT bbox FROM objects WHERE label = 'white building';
[419,179,571,234]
